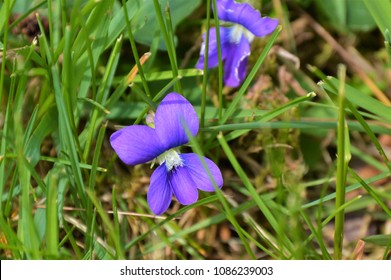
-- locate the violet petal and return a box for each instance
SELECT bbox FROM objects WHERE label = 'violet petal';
[216,0,278,37]
[155,93,199,150]
[147,164,173,215]
[196,27,230,69]
[169,165,199,205]
[110,125,165,165]
[223,34,250,87]
[181,153,223,192]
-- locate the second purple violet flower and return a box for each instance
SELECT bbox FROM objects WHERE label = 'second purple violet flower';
[196,0,279,87]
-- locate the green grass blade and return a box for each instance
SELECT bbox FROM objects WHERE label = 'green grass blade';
[302,171,390,209]
[82,33,123,161]
[152,0,182,93]
[220,26,281,125]
[86,190,125,260]
[122,0,151,98]
[0,0,12,103]
[217,132,294,257]
[211,0,223,120]
[334,65,350,260]
[164,4,182,93]
[124,196,219,250]
[348,168,391,218]
[363,0,391,36]
[45,174,59,258]
[132,69,202,82]
[185,126,256,259]
[200,0,212,133]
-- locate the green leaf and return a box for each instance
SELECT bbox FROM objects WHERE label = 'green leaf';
[25,106,57,167]
[346,0,376,31]
[315,0,376,32]
[132,0,201,50]
[363,0,391,36]
[363,234,391,246]
[106,0,138,49]
[315,0,346,30]
[320,77,391,123]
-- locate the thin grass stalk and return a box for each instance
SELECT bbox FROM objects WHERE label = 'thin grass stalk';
[385,29,391,67]
[0,59,17,210]
[105,53,154,111]
[204,26,281,148]
[86,190,125,260]
[220,26,281,125]
[200,0,212,134]
[60,0,67,35]
[85,122,107,253]
[300,209,332,259]
[82,34,122,161]
[204,92,316,149]
[348,168,391,217]
[111,187,121,256]
[303,195,361,255]
[83,208,97,260]
[47,0,54,49]
[60,224,82,259]
[37,19,87,208]
[334,64,349,259]
[302,171,389,209]
[185,128,257,259]
[211,0,223,120]
[134,76,182,124]
[0,213,23,259]
[14,76,40,260]
[164,5,182,93]
[122,0,151,98]
[131,83,156,109]
[0,0,12,103]
[4,1,46,34]
[144,219,188,260]
[46,174,59,258]
[62,24,80,153]
[309,66,391,173]
[217,132,293,257]
[124,196,219,250]
[151,0,182,93]
[72,5,98,101]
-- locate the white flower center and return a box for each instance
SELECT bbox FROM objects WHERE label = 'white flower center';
[229,24,254,44]
[158,149,184,171]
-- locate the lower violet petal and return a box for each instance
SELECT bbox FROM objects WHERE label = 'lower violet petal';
[147,164,173,215]
[181,153,223,192]
[223,34,250,87]
[168,165,198,205]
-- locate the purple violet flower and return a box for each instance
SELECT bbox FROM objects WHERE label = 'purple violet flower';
[110,93,223,215]
[196,0,279,87]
